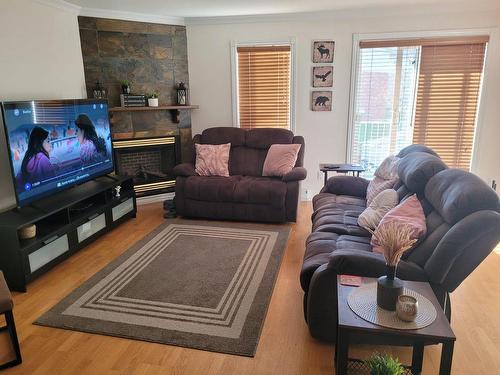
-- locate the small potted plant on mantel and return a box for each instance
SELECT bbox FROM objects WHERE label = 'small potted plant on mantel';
[147,92,159,107]
[120,80,131,94]
[365,353,405,375]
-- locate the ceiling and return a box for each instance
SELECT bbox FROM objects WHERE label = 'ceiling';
[64,0,499,19]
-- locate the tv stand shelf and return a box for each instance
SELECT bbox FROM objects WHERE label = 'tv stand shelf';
[0,175,137,292]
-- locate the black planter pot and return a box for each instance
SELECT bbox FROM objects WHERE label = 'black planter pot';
[121,85,130,94]
[377,264,404,311]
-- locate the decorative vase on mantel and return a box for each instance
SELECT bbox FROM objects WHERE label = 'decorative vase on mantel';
[377,264,404,311]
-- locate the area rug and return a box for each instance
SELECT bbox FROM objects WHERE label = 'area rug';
[35,220,290,357]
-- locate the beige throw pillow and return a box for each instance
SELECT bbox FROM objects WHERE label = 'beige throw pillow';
[195,143,231,177]
[262,144,301,177]
[358,189,399,231]
[366,155,400,205]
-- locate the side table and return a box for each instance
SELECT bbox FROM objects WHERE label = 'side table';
[319,164,365,186]
[336,277,455,375]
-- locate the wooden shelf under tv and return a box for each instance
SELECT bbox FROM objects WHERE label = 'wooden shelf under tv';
[0,175,137,292]
[108,105,199,123]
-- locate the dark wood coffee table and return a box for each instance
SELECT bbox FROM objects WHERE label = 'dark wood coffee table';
[336,277,455,375]
[319,163,365,185]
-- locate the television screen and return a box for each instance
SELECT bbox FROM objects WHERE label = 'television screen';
[1,99,114,207]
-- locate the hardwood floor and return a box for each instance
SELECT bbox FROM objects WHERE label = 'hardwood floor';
[0,202,499,374]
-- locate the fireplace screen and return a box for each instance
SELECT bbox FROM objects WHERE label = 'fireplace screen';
[113,136,179,195]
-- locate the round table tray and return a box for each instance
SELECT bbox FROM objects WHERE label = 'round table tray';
[347,281,437,330]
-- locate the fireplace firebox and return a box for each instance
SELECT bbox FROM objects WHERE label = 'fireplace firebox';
[112,136,180,196]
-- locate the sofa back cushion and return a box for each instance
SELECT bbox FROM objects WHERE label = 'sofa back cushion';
[397,144,440,158]
[397,152,447,197]
[198,127,298,177]
[425,169,499,224]
[407,169,499,267]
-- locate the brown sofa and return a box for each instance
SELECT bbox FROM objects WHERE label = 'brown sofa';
[172,127,306,222]
[300,144,500,343]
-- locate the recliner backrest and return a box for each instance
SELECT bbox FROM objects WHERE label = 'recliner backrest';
[406,169,500,280]
[395,152,447,200]
[197,127,301,177]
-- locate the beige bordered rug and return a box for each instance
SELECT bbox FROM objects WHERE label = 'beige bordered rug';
[35,220,290,357]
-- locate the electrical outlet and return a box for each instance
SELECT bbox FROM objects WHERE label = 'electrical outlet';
[303,189,313,201]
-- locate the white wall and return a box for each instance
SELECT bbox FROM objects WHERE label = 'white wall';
[187,8,500,198]
[0,0,86,211]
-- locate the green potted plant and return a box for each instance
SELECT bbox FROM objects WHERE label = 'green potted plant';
[120,80,131,94]
[365,354,405,375]
[147,92,159,107]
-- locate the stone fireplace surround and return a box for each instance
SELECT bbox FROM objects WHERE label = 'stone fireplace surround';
[78,16,193,196]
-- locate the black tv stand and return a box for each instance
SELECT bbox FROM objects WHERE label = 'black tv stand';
[0,175,136,292]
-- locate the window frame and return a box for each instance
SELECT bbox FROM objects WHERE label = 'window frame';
[231,38,297,132]
[347,29,492,173]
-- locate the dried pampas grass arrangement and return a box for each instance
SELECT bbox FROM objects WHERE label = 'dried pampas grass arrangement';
[368,222,418,266]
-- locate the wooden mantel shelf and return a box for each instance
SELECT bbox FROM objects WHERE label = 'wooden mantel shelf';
[109,105,199,123]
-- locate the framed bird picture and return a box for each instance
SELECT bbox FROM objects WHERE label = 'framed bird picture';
[313,66,333,87]
[312,41,334,63]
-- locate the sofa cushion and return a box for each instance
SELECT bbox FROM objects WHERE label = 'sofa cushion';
[425,168,500,224]
[184,175,240,202]
[301,232,372,291]
[312,207,370,237]
[183,175,287,207]
[397,152,447,194]
[195,143,230,177]
[313,193,366,213]
[233,176,287,207]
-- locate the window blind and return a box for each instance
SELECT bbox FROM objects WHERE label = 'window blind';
[413,42,487,170]
[237,45,291,129]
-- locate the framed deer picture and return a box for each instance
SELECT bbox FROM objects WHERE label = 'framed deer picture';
[313,66,333,87]
[311,91,332,111]
[312,41,334,63]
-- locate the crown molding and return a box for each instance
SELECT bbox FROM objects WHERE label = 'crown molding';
[79,6,185,26]
[185,4,499,26]
[32,0,185,25]
[33,0,81,13]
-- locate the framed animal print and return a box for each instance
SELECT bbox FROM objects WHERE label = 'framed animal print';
[311,91,332,111]
[313,66,333,87]
[312,41,334,63]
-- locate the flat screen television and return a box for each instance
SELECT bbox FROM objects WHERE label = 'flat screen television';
[1,99,114,207]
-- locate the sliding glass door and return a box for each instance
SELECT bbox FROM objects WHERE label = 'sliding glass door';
[350,36,488,178]
[351,46,420,177]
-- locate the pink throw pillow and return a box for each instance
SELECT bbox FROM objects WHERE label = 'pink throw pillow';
[195,143,231,177]
[371,194,427,254]
[262,144,301,177]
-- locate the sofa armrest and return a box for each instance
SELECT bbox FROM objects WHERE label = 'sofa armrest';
[283,167,307,182]
[320,175,369,198]
[172,163,196,177]
[327,250,428,281]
